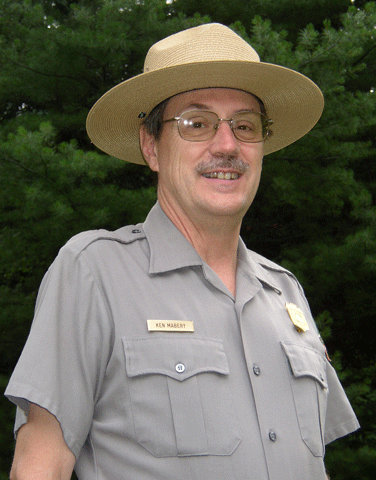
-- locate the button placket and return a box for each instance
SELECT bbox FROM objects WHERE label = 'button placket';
[268,430,277,442]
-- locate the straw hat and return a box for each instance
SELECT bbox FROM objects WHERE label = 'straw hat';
[86,23,324,165]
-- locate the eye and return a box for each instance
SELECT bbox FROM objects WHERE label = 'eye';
[234,119,261,133]
[235,121,256,132]
[192,121,205,129]
[233,113,263,136]
[184,116,211,129]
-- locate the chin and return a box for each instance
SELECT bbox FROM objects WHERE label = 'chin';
[217,192,254,209]
[202,199,252,218]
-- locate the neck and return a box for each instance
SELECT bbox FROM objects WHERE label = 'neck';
[196,230,239,297]
[159,199,242,296]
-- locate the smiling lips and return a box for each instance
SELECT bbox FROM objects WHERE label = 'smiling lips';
[202,172,240,180]
[197,157,249,181]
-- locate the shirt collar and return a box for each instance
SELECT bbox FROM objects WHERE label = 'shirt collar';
[237,239,283,295]
[143,202,203,274]
[143,202,283,295]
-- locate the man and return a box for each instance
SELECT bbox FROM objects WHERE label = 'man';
[6,23,359,480]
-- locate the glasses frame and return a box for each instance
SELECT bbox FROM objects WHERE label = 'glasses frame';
[163,109,273,143]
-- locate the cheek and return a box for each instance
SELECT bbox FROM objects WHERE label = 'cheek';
[156,147,185,190]
[245,144,264,170]
[158,141,197,180]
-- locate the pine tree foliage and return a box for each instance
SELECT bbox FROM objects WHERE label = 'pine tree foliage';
[0,1,375,477]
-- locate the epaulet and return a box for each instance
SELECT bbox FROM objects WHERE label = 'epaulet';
[63,224,146,253]
[247,249,305,298]
[248,250,294,276]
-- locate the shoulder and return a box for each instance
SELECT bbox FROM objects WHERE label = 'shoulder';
[45,225,148,276]
[244,248,305,297]
[62,224,146,255]
[38,224,149,297]
[247,249,296,277]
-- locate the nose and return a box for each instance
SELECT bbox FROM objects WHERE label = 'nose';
[209,120,240,155]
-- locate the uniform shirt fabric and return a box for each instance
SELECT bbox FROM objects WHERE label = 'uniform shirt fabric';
[6,202,359,480]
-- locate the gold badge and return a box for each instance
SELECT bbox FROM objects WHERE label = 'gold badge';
[285,303,309,333]
[147,320,194,332]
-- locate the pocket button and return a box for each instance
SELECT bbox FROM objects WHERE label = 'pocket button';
[175,363,186,373]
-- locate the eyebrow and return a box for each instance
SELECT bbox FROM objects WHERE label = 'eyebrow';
[180,103,261,116]
[183,103,210,111]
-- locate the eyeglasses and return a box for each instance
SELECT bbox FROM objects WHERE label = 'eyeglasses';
[163,110,272,143]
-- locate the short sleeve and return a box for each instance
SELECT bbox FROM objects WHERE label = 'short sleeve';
[5,243,114,458]
[324,361,360,444]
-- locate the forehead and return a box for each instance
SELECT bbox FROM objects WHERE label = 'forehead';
[165,88,261,116]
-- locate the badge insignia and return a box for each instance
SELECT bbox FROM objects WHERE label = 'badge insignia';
[285,303,309,332]
[147,320,194,332]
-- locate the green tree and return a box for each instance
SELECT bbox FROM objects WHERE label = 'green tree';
[173,0,357,35]
[1,1,375,478]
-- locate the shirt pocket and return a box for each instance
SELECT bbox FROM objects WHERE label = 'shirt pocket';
[123,336,241,458]
[281,341,328,457]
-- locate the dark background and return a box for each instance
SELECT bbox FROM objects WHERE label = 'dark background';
[1,1,375,478]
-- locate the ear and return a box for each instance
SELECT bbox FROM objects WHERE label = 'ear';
[139,126,159,172]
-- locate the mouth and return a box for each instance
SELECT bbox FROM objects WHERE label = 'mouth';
[202,171,240,180]
[196,157,248,181]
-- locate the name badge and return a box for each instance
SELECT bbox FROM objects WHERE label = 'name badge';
[285,303,309,333]
[147,320,195,332]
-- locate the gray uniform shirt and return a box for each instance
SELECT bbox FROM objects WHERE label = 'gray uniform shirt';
[6,202,359,480]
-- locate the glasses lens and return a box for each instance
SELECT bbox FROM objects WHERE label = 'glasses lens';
[178,111,217,141]
[232,112,266,142]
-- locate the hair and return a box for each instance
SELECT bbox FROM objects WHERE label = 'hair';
[142,90,268,140]
[142,97,170,140]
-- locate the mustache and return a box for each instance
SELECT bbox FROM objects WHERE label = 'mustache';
[196,156,249,175]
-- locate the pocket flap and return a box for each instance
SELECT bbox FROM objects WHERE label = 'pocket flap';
[281,341,328,389]
[123,337,229,381]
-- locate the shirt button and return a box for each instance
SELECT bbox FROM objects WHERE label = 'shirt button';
[253,364,261,376]
[175,363,186,373]
[269,430,277,442]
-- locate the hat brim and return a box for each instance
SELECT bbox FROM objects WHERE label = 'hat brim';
[86,60,324,165]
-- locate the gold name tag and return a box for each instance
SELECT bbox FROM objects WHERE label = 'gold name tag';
[147,320,195,332]
[285,303,309,333]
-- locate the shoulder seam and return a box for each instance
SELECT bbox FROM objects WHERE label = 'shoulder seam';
[64,228,146,255]
[248,250,293,276]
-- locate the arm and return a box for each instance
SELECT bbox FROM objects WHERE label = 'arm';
[10,403,75,480]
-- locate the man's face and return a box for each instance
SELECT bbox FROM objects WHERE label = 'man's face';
[141,88,264,225]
